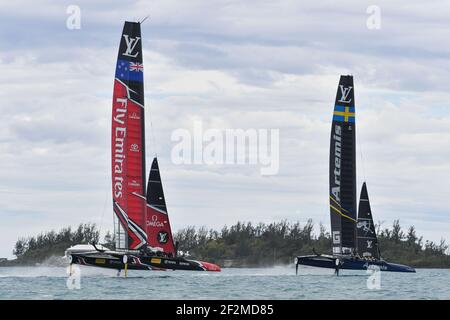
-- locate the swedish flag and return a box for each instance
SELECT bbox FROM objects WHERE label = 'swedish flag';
[333,105,355,123]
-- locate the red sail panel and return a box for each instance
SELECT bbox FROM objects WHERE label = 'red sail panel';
[145,206,176,255]
[112,21,147,250]
[145,158,176,256]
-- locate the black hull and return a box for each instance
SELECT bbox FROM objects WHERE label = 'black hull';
[296,255,415,273]
[68,251,221,272]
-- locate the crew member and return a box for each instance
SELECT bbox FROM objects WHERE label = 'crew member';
[334,258,340,276]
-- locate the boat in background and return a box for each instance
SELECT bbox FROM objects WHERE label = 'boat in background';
[66,21,220,273]
[295,75,415,274]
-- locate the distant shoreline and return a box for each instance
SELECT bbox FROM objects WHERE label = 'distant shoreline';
[7,221,450,269]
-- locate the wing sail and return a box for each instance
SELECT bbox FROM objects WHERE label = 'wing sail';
[112,21,147,250]
[329,75,357,255]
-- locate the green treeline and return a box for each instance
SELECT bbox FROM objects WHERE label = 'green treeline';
[175,220,450,268]
[378,220,450,268]
[6,224,107,265]
[2,220,449,268]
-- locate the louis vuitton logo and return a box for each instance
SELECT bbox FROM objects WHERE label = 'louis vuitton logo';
[338,85,353,103]
[122,35,141,58]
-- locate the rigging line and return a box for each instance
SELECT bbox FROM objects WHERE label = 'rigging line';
[357,117,367,184]
[147,103,158,158]
[98,174,110,242]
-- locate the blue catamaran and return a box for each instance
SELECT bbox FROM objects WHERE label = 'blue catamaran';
[295,75,415,274]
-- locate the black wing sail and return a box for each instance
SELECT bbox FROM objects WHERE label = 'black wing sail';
[356,182,380,259]
[145,157,176,255]
[329,75,357,256]
[146,157,168,212]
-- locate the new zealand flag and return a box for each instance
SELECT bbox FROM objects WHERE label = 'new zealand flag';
[115,59,143,83]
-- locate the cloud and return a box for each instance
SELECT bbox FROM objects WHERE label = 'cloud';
[0,1,449,257]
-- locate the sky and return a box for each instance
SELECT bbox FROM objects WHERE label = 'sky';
[1,0,450,258]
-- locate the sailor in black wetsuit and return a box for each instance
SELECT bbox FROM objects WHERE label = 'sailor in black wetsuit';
[334,258,340,276]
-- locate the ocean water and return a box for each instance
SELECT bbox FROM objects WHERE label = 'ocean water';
[0,265,449,299]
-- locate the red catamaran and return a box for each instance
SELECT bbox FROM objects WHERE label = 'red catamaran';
[66,21,220,273]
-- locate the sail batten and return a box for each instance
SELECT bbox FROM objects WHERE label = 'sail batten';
[329,75,357,255]
[112,21,147,250]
